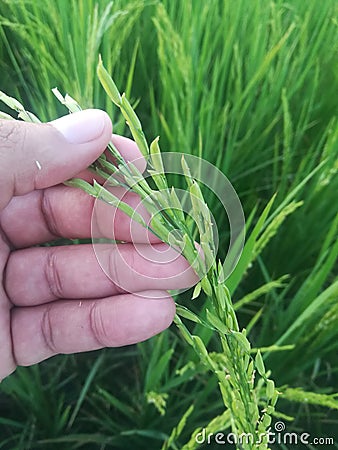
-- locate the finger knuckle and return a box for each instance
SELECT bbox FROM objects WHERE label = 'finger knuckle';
[41,306,58,354]
[0,119,25,150]
[45,250,63,298]
[89,302,113,348]
[41,190,60,238]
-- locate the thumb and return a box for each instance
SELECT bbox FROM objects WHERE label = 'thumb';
[0,109,112,210]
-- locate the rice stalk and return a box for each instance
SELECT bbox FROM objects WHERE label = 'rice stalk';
[0,58,281,448]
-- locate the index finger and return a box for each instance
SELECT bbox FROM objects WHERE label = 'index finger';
[0,135,155,248]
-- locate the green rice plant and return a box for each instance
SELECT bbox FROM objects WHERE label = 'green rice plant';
[0,0,144,125]
[5,53,336,448]
[146,0,338,316]
[1,0,338,447]
[1,0,336,273]
[2,57,301,447]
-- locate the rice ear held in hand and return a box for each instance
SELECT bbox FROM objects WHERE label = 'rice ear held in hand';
[0,58,279,449]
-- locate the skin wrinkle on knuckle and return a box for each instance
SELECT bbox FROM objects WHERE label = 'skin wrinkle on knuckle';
[40,190,60,238]
[89,301,113,348]
[0,121,40,196]
[0,119,22,144]
[41,306,58,355]
[45,250,63,299]
[0,121,25,200]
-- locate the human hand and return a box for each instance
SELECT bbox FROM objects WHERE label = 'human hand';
[0,110,197,381]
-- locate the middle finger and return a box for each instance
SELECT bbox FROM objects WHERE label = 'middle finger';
[5,243,198,306]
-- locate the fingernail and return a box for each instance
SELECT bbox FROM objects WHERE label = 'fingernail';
[51,109,107,144]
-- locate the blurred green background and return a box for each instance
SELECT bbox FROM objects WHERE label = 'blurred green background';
[0,0,337,448]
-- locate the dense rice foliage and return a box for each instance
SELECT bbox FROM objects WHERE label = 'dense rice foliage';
[0,0,337,448]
